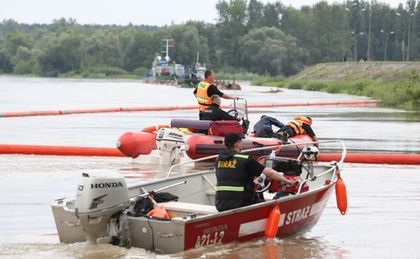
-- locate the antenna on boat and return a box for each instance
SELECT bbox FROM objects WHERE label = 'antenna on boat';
[161,39,176,62]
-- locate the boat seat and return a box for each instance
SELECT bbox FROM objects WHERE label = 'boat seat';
[170,119,211,130]
[161,201,218,216]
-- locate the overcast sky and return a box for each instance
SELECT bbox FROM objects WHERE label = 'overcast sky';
[2,0,406,26]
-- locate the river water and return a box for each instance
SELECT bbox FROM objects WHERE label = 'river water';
[0,76,419,258]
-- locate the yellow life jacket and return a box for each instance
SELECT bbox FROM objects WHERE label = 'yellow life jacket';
[195,81,212,111]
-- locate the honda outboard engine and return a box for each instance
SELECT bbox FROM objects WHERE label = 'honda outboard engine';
[75,173,130,244]
[156,128,185,165]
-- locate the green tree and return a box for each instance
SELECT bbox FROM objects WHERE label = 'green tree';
[0,32,33,72]
[0,49,13,72]
[3,32,32,58]
[165,24,210,66]
[239,27,307,76]
[281,6,312,53]
[80,30,123,69]
[37,32,83,76]
[412,0,420,60]
[185,21,218,68]
[261,2,283,28]
[310,2,347,62]
[216,0,248,66]
[0,19,20,36]
[120,29,154,71]
[247,0,264,30]
[11,46,38,74]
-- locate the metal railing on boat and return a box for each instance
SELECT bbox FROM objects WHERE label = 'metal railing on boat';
[166,140,347,181]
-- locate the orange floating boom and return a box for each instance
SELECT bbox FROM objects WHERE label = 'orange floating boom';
[0,100,377,118]
[318,153,420,165]
[0,144,124,157]
[1,143,418,165]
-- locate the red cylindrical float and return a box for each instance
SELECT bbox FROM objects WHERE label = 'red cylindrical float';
[0,144,123,157]
[335,173,348,215]
[265,203,281,238]
[116,131,157,158]
[0,100,377,118]
[318,153,420,165]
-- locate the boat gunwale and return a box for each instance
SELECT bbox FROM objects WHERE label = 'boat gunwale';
[125,163,337,224]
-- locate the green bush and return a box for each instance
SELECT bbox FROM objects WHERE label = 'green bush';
[90,66,127,76]
[303,81,328,91]
[251,75,286,86]
[216,70,263,81]
[287,81,305,89]
[273,78,420,111]
[79,66,128,78]
[132,66,149,77]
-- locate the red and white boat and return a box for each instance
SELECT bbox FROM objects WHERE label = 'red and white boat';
[51,140,347,254]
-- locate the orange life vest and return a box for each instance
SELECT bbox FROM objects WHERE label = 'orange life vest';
[195,81,212,111]
[287,116,312,135]
[294,116,312,125]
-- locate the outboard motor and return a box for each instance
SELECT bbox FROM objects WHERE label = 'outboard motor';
[156,128,185,165]
[75,173,130,244]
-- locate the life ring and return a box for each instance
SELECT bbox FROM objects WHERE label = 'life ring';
[141,124,170,133]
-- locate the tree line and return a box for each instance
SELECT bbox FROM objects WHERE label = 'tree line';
[0,0,419,78]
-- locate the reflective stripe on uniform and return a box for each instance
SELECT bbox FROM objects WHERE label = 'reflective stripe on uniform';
[234,154,248,159]
[216,186,244,192]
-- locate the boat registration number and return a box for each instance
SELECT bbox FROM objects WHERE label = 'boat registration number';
[195,231,225,248]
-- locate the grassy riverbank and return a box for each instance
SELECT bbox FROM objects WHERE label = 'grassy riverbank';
[253,62,420,111]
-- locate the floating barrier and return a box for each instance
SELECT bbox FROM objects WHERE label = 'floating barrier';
[1,143,418,165]
[0,100,377,118]
[318,152,420,165]
[246,99,377,109]
[0,144,124,157]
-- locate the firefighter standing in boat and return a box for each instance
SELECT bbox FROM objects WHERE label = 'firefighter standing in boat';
[194,70,239,119]
[215,132,292,212]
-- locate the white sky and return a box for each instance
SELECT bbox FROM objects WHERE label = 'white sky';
[1,0,406,26]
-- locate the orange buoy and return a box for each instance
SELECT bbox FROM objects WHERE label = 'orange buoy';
[116,131,157,158]
[265,203,281,239]
[335,173,348,215]
[141,124,170,133]
[147,205,170,219]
